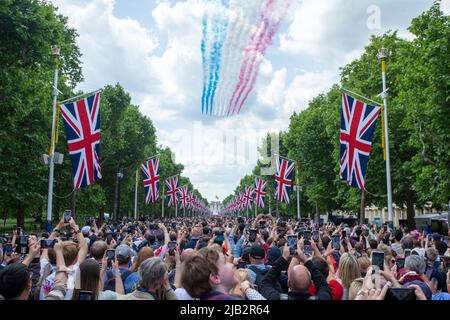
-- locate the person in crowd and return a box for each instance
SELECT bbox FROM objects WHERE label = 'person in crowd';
[259,242,332,300]
[180,246,240,300]
[103,244,138,294]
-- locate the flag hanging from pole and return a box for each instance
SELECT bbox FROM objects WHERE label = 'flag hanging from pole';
[340,92,381,190]
[179,186,189,209]
[165,175,179,207]
[275,155,295,204]
[141,156,160,204]
[60,92,102,190]
[244,186,254,209]
[254,176,267,208]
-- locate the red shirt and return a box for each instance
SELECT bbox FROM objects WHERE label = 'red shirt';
[308,279,344,300]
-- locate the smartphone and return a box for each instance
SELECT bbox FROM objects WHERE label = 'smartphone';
[303,230,311,244]
[3,243,12,255]
[168,241,177,255]
[332,235,340,250]
[106,249,115,262]
[78,290,94,301]
[384,288,416,301]
[287,235,297,256]
[404,249,412,258]
[16,227,22,236]
[63,210,72,223]
[312,230,319,242]
[18,235,29,254]
[382,235,390,245]
[371,251,385,271]
[396,258,405,270]
[249,229,258,243]
[304,245,312,255]
[259,220,266,229]
[40,239,55,249]
[106,233,113,245]
[341,230,347,238]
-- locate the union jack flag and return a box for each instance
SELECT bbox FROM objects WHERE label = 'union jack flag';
[275,156,295,204]
[165,175,179,207]
[141,156,160,204]
[244,186,254,209]
[187,191,194,209]
[178,186,188,209]
[254,176,267,208]
[340,92,380,190]
[60,92,102,190]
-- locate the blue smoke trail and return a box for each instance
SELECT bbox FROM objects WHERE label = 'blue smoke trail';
[201,12,208,114]
[204,0,229,115]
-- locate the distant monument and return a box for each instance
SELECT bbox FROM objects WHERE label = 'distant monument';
[209,201,223,215]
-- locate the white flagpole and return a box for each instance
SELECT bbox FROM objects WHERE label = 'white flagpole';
[175,200,178,218]
[134,168,138,220]
[162,184,165,219]
[379,48,394,227]
[46,45,60,232]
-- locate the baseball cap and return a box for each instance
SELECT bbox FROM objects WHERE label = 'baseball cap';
[81,226,91,236]
[116,244,132,259]
[249,245,265,260]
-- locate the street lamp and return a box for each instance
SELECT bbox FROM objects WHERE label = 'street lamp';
[114,168,124,220]
[45,44,61,232]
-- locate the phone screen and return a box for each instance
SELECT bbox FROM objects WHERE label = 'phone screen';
[64,210,72,223]
[312,230,319,242]
[404,249,411,258]
[168,241,177,251]
[78,291,94,301]
[332,235,340,250]
[385,288,416,301]
[287,235,297,255]
[249,229,257,242]
[304,245,312,255]
[372,251,385,270]
[396,258,405,270]
[106,249,115,261]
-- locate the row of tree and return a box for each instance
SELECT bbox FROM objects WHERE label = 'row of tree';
[224,2,449,228]
[0,0,207,227]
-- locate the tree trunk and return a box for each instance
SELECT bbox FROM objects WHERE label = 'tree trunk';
[17,203,25,228]
[406,191,416,230]
[360,190,365,225]
[71,188,77,221]
[315,203,320,223]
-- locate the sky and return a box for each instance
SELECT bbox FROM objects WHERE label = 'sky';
[49,0,449,202]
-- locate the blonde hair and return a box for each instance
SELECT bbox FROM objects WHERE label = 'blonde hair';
[236,269,250,282]
[62,241,79,266]
[338,253,361,289]
[349,278,364,300]
[357,256,370,277]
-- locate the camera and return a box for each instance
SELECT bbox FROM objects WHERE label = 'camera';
[40,239,55,249]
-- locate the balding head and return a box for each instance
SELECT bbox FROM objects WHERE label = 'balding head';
[181,248,195,262]
[288,265,311,293]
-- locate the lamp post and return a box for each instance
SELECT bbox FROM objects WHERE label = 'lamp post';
[45,45,61,232]
[114,168,124,221]
[379,47,394,228]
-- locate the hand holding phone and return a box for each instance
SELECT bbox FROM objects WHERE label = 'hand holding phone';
[63,210,72,223]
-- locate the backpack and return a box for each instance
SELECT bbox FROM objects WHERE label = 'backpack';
[248,265,282,292]
[104,269,133,292]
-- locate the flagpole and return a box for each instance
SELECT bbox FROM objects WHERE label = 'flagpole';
[134,168,138,220]
[379,47,394,228]
[46,45,61,232]
[162,184,165,219]
[175,201,178,218]
[295,163,301,221]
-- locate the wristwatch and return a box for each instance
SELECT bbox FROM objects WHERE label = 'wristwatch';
[53,228,60,233]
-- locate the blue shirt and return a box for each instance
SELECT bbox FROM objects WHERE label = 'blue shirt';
[103,268,139,294]
[246,264,270,284]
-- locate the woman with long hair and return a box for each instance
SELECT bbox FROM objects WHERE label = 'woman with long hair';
[337,253,361,300]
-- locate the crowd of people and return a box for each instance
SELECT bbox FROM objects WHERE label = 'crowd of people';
[0,213,449,301]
